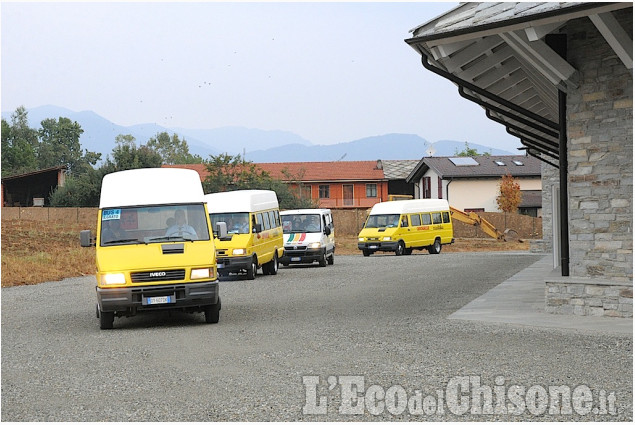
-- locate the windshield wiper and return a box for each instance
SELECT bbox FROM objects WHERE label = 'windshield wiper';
[148,236,195,242]
[102,238,142,245]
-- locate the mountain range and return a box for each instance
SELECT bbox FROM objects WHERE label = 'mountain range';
[1,105,514,163]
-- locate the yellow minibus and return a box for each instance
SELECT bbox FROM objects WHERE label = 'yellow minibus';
[80,168,223,329]
[205,190,284,279]
[357,199,453,256]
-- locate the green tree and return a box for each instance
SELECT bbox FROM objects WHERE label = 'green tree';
[280,167,308,200]
[146,132,203,164]
[202,153,317,209]
[101,134,163,172]
[37,117,100,174]
[454,141,479,157]
[202,153,269,193]
[49,134,164,207]
[49,168,105,207]
[1,106,39,176]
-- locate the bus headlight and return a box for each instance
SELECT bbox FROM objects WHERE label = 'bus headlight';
[358,237,364,242]
[383,236,392,241]
[101,273,126,285]
[191,268,212,280]
[308,242,321,249]
[232,248,246,255]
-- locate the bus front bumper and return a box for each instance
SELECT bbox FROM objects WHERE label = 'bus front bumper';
[281,247,324,264]
[358,241,399,253]
[97,280,219,315]
[216,255,253,273]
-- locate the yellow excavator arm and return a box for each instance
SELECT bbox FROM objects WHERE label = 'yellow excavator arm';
[449,206,506,241]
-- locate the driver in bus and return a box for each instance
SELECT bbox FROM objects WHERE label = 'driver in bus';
[165,209,197,238]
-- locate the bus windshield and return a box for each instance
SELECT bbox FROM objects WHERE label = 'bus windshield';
[210,213,250,235]
[281,214,321,233]
[100,204,210,246]
[364,214,401,228]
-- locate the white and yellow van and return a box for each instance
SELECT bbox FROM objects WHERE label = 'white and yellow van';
[80,168,223,329]
[357,199,453,256]
[205,190,284,279]
[280,208,335,267]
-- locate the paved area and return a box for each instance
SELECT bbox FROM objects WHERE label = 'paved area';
[449,255,633,335]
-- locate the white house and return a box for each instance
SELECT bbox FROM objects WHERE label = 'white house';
[406,155,542,216]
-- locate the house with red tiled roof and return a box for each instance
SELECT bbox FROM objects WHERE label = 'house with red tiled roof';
[164,161,391,208]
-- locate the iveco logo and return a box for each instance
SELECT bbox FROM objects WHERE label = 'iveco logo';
[150,272,167,277]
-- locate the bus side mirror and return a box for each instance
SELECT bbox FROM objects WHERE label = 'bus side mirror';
[324,226,331,236]
[253,223,263,233]
[80,230,95,247]
[215,222,228,239]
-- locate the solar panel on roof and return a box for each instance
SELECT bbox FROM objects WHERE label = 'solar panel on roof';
[449,157,478,166]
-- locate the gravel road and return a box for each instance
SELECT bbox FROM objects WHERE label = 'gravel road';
[1,252,632,421]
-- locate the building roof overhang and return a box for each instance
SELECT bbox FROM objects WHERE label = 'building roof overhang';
[404,2,633,167]
[1,166,67,183]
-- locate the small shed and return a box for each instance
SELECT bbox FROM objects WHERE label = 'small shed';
[1,166,67,207]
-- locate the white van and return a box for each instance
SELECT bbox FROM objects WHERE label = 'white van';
[280,209,335,267]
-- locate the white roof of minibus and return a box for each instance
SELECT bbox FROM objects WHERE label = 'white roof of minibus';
[99,168,204,209]
[369,199,450,215]
[280,208,331,216]
[205,190,279,213]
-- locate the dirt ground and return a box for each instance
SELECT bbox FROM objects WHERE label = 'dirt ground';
[1,220,530,287]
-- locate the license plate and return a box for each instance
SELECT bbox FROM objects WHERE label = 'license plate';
[144,295,173,305]
[369,245,378,249]
[291,257,301,262]
[217,263,224,269]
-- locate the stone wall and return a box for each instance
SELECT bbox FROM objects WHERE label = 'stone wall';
[546,278,633,318]
[566,10,633,282]
[2,207,97,226]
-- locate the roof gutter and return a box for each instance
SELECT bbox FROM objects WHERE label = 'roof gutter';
[415,49,559,131]
[413,48,561,168]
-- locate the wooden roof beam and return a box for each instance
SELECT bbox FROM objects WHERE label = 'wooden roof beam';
[589,12,633,69]
[499,30,579,90]
[525,22,565,41]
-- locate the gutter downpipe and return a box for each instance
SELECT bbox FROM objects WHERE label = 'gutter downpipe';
[559,88,570,276]
[548,33,570,277]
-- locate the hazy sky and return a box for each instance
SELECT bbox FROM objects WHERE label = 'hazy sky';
[1,1,521,152]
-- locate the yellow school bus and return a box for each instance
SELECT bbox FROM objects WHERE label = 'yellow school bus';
[358,199,454,256]
[205,190,284,279]
[80,168,222,329]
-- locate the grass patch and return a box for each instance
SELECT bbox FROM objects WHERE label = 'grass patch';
[1,220,96,287]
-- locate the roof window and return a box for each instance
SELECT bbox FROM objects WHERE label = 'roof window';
[494,160,506,166]
[513,160,524,166]
[449,157,478,166]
